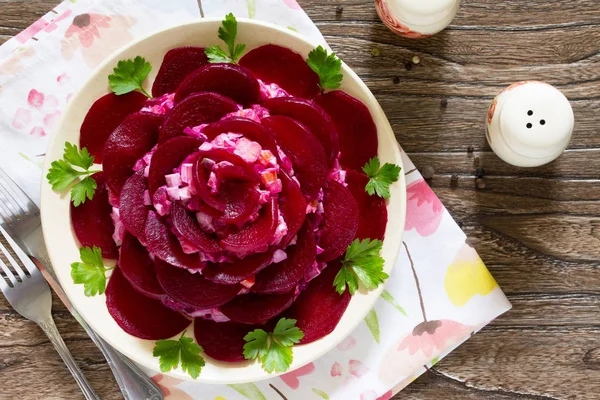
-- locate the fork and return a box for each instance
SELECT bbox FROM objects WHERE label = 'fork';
[0,224,100,399]
[0,169,163,400]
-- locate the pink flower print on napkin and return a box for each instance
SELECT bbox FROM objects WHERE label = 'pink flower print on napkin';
[0,47,36,75]
[151,374,193,400]
[331,360,369,385]
[15,9,72,43]
[283,0,302,10]
[12,108,31,130]
[12,89,61,136]
[61,13,136,68]
[336,335,357,351]
[405,179,443,237]
[280,362,315,389]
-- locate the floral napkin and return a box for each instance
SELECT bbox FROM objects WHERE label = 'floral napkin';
[0,0,511,398]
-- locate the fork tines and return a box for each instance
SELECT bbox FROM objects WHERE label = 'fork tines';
[0,225,29,289]
[0,169,30,224]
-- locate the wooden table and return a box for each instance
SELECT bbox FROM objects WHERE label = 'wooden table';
[0,0,599,398]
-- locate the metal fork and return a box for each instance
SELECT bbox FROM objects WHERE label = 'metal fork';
[0,224,99,399]
[0,169,162,400]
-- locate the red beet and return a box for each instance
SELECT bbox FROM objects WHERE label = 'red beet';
[145,211,202,270]
[345,170,387,241]
[264,97,339,165]
[203,117,278,155]
[240,44,320,98]
[219,290,295,324]
[158,92,238,143]
[318,179,359,262]
[70,172,118,259]
[106,268,190,340]
[278,171,307,247]
[170,202,221,253]
[174,63,262,106]
[154,259,240,309]
[194,318,257,362]
[119,170,149,243]
[102,112,163,195]
[262,116,327,200]
[220,198,278,253]
[80,92,148,163]
[314,91,378,171]
[285,259,351,344]
[119,233,164,300]
[148,136,203,195]
[253,221,316,294]
[203,250,273,285]
[152,47,209,97]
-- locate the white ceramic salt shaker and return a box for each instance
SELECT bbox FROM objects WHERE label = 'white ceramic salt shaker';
[375,0,461,38]
[486,81,574,167]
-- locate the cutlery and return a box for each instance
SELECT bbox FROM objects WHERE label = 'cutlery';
[0,223,100,399]
[0,169,163,400]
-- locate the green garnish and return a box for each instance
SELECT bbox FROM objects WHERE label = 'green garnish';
[153,331,205,379]
[108,56,152,98]
[47,142,100,206]
[362,156,401,199]
[205,13,246,64]
[333,239,389,295]
[70,246,113,297]
[306,46,344,90]
[243,318,304,373]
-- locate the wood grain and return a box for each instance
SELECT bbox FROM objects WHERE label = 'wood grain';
[0,0,599,399]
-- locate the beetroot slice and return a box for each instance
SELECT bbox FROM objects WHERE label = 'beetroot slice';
[285,259,351,344]
[174,63,262,106]
[262,116,327,200]
[102,112,163,195]
[119,233,165,300]
[148,136,203,195]
[314,91,378,171]
[239,44,320,99]
[219,290,295,324]
[171,202,221,253]
[345,170,387,241]
[278,171,307,247]
[80,92,148,163]
[264,97,339,165]
[145,211,202,270]
[203,250,273,285]
[158,92,238,143]
[203,117,278,155]
[154,259,240,309]
[119,170,149,243]
[253,221,316,294]
[194,318,257,362]
[70,172,118,259]
[318,179,359,262]
[152,47,209,97]
[220,198,278,253]
[106,268,190,340]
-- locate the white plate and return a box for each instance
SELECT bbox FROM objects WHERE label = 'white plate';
[40,18,406,384]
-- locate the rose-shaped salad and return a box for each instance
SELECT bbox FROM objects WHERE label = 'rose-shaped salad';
[47,14,401,378]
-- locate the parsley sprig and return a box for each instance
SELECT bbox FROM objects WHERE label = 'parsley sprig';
[47,142,100,206]
[362,156,401,199]
[306,46,344,90]
[205,13,246,64]
[243,318,304,373]
[108,56,152,98]
[333,239,389,295]
[153,331,205,379]
[71,246,114,297]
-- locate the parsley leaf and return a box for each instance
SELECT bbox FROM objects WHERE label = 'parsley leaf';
[70,246,112,296]
[153,332,205,379]
[205,13,246,63]
[108,56,152,98]
[47,142,100,206]
[362,156,401,199]
[306,46,344,90]
[333,239,389,295]
[243,318,304,373]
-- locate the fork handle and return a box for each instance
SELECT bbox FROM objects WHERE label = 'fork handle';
[37,317,100,400]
